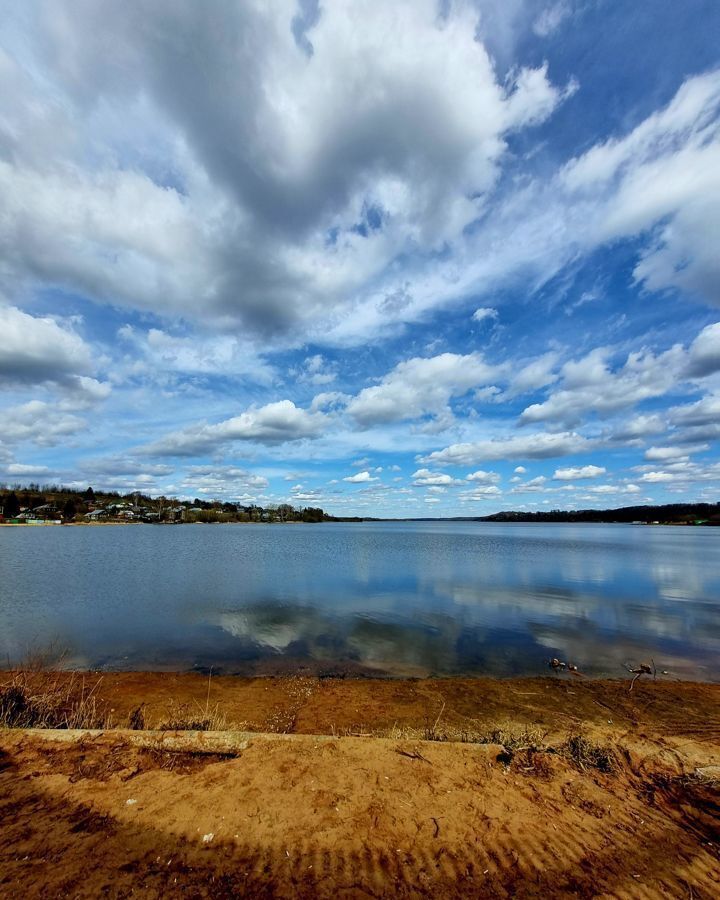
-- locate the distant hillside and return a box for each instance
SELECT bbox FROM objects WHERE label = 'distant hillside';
[476,503,720,525]
[0,483,332,524]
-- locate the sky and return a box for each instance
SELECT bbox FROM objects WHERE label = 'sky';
[1,0,719,517]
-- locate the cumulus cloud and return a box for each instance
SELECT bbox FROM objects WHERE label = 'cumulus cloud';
[640,471,680,484]
[505,352,561,398]
[411,468,463,487]
[146,400,327,456]
[2,10,718,356]
[520,320,720,428]
[82,457,174,478]
[553,465,606,480]
[562,71,720,306]
[424,431,593,466]
[520,344,686,426]
[0,0,567,342]
[181,466,269,496]
[465,469,501,484]
[365,69,720,336]
[511,475,548,493]
[0,305,91,384]
[644,445,707,461]
[684,322,720,378]
[118,326,275,385]
[3,463,55,478]
[343,471,378,483]
[463,484,502,500]
[297,354,336,386]
[668,394,720,427]
[609,413,667,442]
[348,352,499,427]
[2,400,85,447]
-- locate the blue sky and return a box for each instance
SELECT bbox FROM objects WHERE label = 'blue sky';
[1,0,719,516]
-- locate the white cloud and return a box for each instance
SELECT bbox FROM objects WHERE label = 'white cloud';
[2,400,85,447]
[0,305,92,384]
[563,71,720,307]
[297,354,337,386]
[181,466,269,496]
[83,457,174,478]
[514,466,527,474]
[146,400,327,456]
[635,460,720,486]
[609,413,667,441]
[506,352,560,398]
[472,307,498,324]
[348,352,499,427]
[685,322,720,378]
[668,394,720,427]
[424,431,593,466]
[553,464,606,480]
[640,471,679,483]
[533,2,572,37]
[3,463,54,477]
[118,326,274,384]
[411,468,462,487]
[521,345,685,426]
[345,69,720,340]
[644,445,707,461]
[511,475,547,493]
[343,470,377,483]
[465,469,501,484]
[463,485,502,500]
[0,1,568,343]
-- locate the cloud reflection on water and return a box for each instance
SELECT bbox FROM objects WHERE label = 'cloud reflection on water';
[1,523,718,678]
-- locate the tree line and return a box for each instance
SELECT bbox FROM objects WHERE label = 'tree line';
[477,502,720,525]
[0,484,333,524]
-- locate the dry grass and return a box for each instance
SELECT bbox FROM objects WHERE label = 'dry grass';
[127,705,146,730]
[157,701,229,732]
[562,733,616,773]
[0,671,113,730]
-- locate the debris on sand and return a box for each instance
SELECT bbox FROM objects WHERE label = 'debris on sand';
[624,660,656,691]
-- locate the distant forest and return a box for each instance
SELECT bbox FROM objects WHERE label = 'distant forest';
[475,502,720,525]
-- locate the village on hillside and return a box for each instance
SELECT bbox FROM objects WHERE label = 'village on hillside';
[0,485,328,525]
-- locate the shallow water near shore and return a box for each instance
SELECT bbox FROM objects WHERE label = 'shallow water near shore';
[1,521,719,679]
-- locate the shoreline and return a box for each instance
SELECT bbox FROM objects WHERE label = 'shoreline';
[3,669,719,736]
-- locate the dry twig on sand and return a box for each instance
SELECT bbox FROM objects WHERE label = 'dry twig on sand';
[395,747,432,764]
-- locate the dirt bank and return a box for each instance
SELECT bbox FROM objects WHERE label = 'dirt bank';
[1,674,718,898]
[4,669,720,741]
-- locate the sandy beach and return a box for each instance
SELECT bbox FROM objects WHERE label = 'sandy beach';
[1,672,718,898]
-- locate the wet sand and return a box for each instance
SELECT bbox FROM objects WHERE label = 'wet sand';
[1,672,719,898]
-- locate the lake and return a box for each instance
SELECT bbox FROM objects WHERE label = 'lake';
[1,521,718,679]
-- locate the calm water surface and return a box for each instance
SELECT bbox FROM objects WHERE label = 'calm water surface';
[1,522,718,679]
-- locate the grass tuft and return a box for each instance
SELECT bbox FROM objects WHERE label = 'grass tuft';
[127,705,146,730]
[0,671,112,730]
[157,701,228,732]
[563,733,615,773]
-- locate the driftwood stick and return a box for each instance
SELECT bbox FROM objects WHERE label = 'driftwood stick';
[432,699,446,734]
